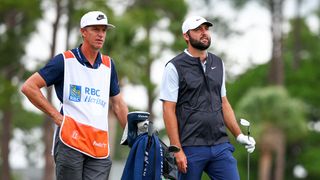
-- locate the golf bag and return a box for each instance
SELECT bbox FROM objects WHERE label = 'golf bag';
[121,111,179,180]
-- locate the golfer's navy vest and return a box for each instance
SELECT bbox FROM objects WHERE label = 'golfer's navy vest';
[170,52,229,146]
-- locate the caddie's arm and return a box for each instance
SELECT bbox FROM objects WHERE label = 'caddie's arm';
[21,72,63,126]
[110,93,128,129]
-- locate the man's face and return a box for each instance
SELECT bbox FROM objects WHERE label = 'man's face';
[186,24,211,50]
[81,25,107,50]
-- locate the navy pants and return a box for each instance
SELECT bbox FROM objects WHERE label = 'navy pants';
[179,143,240,180]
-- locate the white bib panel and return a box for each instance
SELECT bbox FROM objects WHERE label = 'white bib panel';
[60,50,111,159]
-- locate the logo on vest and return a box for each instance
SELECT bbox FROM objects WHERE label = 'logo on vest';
[93,140,107,148]
[84,87,107,108]
[71,130,79,139]
[69,84,107,108]
[69,85,81,102]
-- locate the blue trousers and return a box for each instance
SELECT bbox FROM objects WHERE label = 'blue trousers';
[179,143,240,180]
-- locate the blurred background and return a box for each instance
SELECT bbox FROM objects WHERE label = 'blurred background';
[1,0,320,179]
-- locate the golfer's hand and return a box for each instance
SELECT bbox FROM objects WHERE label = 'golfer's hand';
[236,133,256,153]
[175,150,187,173]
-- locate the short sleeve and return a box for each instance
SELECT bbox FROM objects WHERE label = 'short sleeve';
[38,54,64,87]
[109,59,120,97]
[221,61,226,97]
[159,62,179,102]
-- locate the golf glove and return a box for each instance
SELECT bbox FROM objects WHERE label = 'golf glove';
[236,133,256,153]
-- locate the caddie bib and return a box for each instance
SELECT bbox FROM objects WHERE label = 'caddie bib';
[60,50,111,159]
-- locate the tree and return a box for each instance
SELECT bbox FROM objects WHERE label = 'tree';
[228,12,320,178]
[236,86,308,180]
[230,0,285,85]
[284,3,320,113]
[42,0,63,178]
[107,0,188,120]
[0,0,41,179]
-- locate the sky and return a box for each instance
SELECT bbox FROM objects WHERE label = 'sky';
[14,0,319,171]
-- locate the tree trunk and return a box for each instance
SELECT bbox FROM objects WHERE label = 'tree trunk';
[259,126,286,180]
[1,8,19,180]
[268,0,284,85]
[146,28,155,121]
[319,1,320,35]
[1,110,12,180]
[65,0,74,50]
[42,0,62,179]
[259,147,272,180]
[274,129,285,180]
[292,0,303,70]
[43,90,55,180]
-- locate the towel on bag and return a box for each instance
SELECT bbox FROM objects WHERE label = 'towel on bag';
[121,133,163,180]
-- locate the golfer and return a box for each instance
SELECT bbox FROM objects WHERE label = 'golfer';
[160,15,256,180]
[21,11,128,180]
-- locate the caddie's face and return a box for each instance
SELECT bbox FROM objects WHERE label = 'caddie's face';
[81,25,107,50]
[184,24,211,50]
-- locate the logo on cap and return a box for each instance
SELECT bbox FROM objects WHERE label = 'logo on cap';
[96,14,106,21]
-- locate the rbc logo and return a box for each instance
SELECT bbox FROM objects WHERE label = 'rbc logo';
[69,85,81,102]
[85,87,100,97]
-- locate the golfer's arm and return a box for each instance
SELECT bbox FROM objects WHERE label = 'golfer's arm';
[222,96,241,137]
[110,93,128,129]
[162,101,182,148]
[21,72,62,125]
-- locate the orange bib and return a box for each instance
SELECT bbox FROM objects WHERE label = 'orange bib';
[60,50,111,159]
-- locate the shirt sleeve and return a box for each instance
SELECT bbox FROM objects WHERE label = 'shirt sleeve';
[159,62,179,102]
[38,54,64,87]
[221,61,227,97]
[109,59,120,97]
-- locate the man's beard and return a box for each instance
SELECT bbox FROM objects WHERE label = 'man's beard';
[188,34,211,50]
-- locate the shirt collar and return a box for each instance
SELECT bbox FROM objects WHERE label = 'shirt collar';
[77,44,102,69]
[184,49,208,65]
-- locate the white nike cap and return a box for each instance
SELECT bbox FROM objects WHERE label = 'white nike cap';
[182,15,213,34]
[80,11,115,29]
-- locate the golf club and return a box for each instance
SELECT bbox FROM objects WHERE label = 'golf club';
[240,118,251,180]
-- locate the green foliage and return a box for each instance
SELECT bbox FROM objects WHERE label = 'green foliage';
[0,77,15,110]
[106,0,187,85]
[285,131,320,179]
[284,18,320,111]
[0,0,42,177]
[12,105,43,130]
[236,86,308,141]
[0,0,42,124]
[0,0,42,72]
[227,64,269,105]
[298,131,320,178]
[227,15,320,179]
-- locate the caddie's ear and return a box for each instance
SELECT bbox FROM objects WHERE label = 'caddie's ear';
[80,28,87,38]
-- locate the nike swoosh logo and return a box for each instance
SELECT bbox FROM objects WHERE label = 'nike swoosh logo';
[211,66,216,70]
[96,14,106,20]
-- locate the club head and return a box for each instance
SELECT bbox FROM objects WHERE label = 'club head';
[240,118,250,127]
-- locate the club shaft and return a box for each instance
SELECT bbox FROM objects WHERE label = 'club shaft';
[247,126,250,180]
[247,153,250,180]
